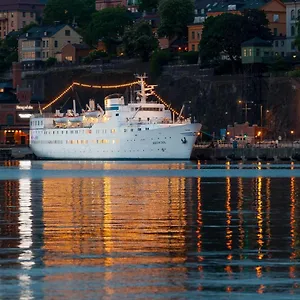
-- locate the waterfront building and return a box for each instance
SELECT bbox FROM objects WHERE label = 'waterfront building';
[0,63,41,145]
[18,24,83,67]
[0,0,45,39]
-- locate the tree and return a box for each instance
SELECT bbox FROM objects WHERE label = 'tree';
[157,0,194,38]
[123,21,158,61]
[199,9,272,69]
[85,7,133,53]
[242,9,272,41]
[138,0,159,12]
[43,0,95,28]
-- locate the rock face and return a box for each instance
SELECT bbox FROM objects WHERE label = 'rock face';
[156,66,298,139]
[22,63,299,139]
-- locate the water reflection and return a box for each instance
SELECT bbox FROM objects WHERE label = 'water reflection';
[0,161,300,299]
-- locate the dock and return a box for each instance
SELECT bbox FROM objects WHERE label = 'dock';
[2,144,300,161]
[191,143,300,162]
[0,146,35,160]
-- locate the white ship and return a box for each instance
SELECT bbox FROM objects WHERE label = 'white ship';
[29,75,202,160]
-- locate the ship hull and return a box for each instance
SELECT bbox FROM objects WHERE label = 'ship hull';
[30,123,201,160]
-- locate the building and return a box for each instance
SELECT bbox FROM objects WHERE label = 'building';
[95,0,127,10]
[188,20,203,51]
[18,24,83,66]
[0,0,45,39]
[284,0,300,54]
[241,37,273,64]
[189,0,287,55]
[0,63,41,145]
[61,43,90,63]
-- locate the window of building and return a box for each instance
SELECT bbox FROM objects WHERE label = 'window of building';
[291,9,295,20]
[264,51,269,56]
[54,40,58,47]
[275,40,278,47]
[249,48,252,56]
[11,12,14,17]
[197,32,201,40]
[11,21,14,27]
[23,21,26,27]
[273,14,279,22]
[46,52,49,58]
[291,25,295,36]
[192,31,195,39]
[273,28,278,36]
[43,40,45,47]
[281,52,285,57]
[6,114,14,125]
[65,30,71,36]
[281,40,285,47]
[23,12,26,17]
[256,48,260,56]
[192,44,195,51]
[46,40,48,47]
[292,41,296,50]
[243,48,247,56]
[30,12,34,18]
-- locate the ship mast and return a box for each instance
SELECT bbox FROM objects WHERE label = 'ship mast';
[136,74,156,103]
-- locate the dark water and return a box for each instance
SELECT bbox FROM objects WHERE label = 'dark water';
[1,160,300,300]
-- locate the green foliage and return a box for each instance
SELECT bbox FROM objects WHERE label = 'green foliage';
[268,57,291,72]
[200,9,272,67]
[82,50,108,63]
[137,0,159,12]
[43,0,95,28]
[242,9,272,40]
[123,21,158,61]
[178,51,199,64]
[46,57,57,67]
[150,49,172,76]
[157,0,194,38]
[85,7,133,53]
[288,69,300,77]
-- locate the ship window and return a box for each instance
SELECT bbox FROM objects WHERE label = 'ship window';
[138,128,141,131]
[124,129,127,132]
[131,129,134,132]
[116,113,119,116]
[146,128,149,130]
[111,129,116,133]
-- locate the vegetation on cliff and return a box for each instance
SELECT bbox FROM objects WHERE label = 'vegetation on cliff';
[200,9,271,70]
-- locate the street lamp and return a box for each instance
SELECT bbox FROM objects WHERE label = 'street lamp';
[238,100,252,123]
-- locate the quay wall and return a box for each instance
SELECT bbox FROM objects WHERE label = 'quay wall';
[191,146,300,161]
[2,146,300,162]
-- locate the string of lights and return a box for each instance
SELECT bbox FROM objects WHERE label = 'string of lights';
[42,80,184,119]
[73,81,140,89]
[42,84,74,110]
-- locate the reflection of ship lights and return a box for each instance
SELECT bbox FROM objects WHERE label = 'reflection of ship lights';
[19,160,32,170]
[18,177,34,299]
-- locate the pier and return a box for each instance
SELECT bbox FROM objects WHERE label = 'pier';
[191,143,300,162]
[0,146,35,160]
[2,143,300,161]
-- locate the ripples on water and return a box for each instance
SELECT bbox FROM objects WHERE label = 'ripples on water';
[0,160,300,300]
